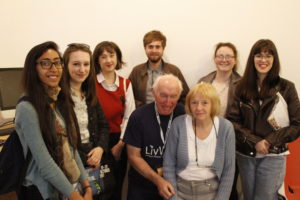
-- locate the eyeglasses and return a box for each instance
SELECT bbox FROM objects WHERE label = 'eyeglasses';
[254,54,273,61]
[36,60,63,70]
[215,55,235,60]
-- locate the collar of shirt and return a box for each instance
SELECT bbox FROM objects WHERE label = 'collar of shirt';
[97,71,121,92]
[147,62,163,73]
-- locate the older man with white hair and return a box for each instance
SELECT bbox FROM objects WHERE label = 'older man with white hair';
[123,74,185,200]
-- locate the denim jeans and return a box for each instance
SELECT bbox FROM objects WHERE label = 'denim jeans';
[237,154,286,200]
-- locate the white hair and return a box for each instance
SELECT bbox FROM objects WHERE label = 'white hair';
[152,74,183,94]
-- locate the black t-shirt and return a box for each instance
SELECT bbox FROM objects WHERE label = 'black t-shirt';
[123,102,185,189]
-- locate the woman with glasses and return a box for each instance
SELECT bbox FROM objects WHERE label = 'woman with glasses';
[15,41,92,199]
[63,43,110,198]
[227,39,300,200]
[163,82,235,200]
[198,42,241,117]
[93,41,135,200]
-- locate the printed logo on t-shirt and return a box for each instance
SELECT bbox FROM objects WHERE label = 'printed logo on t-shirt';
[145,145,163,158]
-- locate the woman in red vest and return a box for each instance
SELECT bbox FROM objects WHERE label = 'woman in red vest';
[93,41,135,200]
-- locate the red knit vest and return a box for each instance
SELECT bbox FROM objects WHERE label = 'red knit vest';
[96,76,130,133]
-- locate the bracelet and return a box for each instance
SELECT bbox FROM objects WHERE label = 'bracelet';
[82,185,92,191]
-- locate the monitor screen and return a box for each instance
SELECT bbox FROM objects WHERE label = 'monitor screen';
[0,68,23,110]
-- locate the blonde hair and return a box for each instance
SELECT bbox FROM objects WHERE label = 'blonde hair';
[185,82,220,118]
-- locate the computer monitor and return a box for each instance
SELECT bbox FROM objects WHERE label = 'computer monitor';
[0,68,23,110]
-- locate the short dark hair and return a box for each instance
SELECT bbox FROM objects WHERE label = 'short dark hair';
[143,30,167,48]
[93,41,125,74]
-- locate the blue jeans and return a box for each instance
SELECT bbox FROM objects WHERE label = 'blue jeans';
[237,154,286,200]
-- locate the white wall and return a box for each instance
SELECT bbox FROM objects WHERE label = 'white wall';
[1,0,300,116]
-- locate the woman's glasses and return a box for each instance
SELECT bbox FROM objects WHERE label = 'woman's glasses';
[36,60,63,70]
[215,55,235,60]
[254,54,273,61]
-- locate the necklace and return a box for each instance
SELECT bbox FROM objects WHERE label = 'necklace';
[212,80,229,96]
[193,118,217,168]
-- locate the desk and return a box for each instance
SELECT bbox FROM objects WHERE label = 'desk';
[0,122,14,136]
[0,123,18,200]
[0,135,9,152]
[0,123,14,152]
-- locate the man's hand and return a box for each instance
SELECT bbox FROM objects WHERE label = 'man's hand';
[155,176,175,199]
[127,144,175,199]
[111,140,124,161]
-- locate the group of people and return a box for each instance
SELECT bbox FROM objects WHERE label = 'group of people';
[14,29,300,200]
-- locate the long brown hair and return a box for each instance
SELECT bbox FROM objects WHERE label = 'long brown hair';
[22,41,79,168]
[236,39,280,101]
[63,43,98,106]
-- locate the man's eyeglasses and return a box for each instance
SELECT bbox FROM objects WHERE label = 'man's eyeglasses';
[215,55,235,60]
[254,54,273,61]
[36,60,63,70]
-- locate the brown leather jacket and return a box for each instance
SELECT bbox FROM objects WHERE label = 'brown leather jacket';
[226,78,300,157]
[198,70,241,116]
[129,60,189,107]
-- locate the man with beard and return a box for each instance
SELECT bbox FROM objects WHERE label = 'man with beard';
[129,30,189,107]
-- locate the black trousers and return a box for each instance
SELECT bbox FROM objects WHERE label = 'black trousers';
[20,185,49,200]
[127,183,163,200]
[229,163,239,200]
[108,133,127,200]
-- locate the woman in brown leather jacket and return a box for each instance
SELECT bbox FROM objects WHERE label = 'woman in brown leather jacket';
[227,39,300,200]
[198,42,241,117]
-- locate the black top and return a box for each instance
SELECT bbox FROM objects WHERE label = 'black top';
[123,102,185,189]
[77,98,110,166]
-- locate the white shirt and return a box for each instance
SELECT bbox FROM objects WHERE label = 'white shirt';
[96,71,136,139]
[212,80,229,117]
[178,115,218,180]
[70,90,90,143]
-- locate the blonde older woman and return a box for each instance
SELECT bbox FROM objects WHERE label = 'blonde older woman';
[163,82,235,200]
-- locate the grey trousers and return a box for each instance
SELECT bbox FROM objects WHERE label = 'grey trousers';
[176,176,219,200]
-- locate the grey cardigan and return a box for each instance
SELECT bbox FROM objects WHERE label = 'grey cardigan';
[15,101,87,199]
[163,115,235,200]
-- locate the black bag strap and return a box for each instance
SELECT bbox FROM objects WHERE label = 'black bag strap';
[16,148,32,195]
[15,95,33,195]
